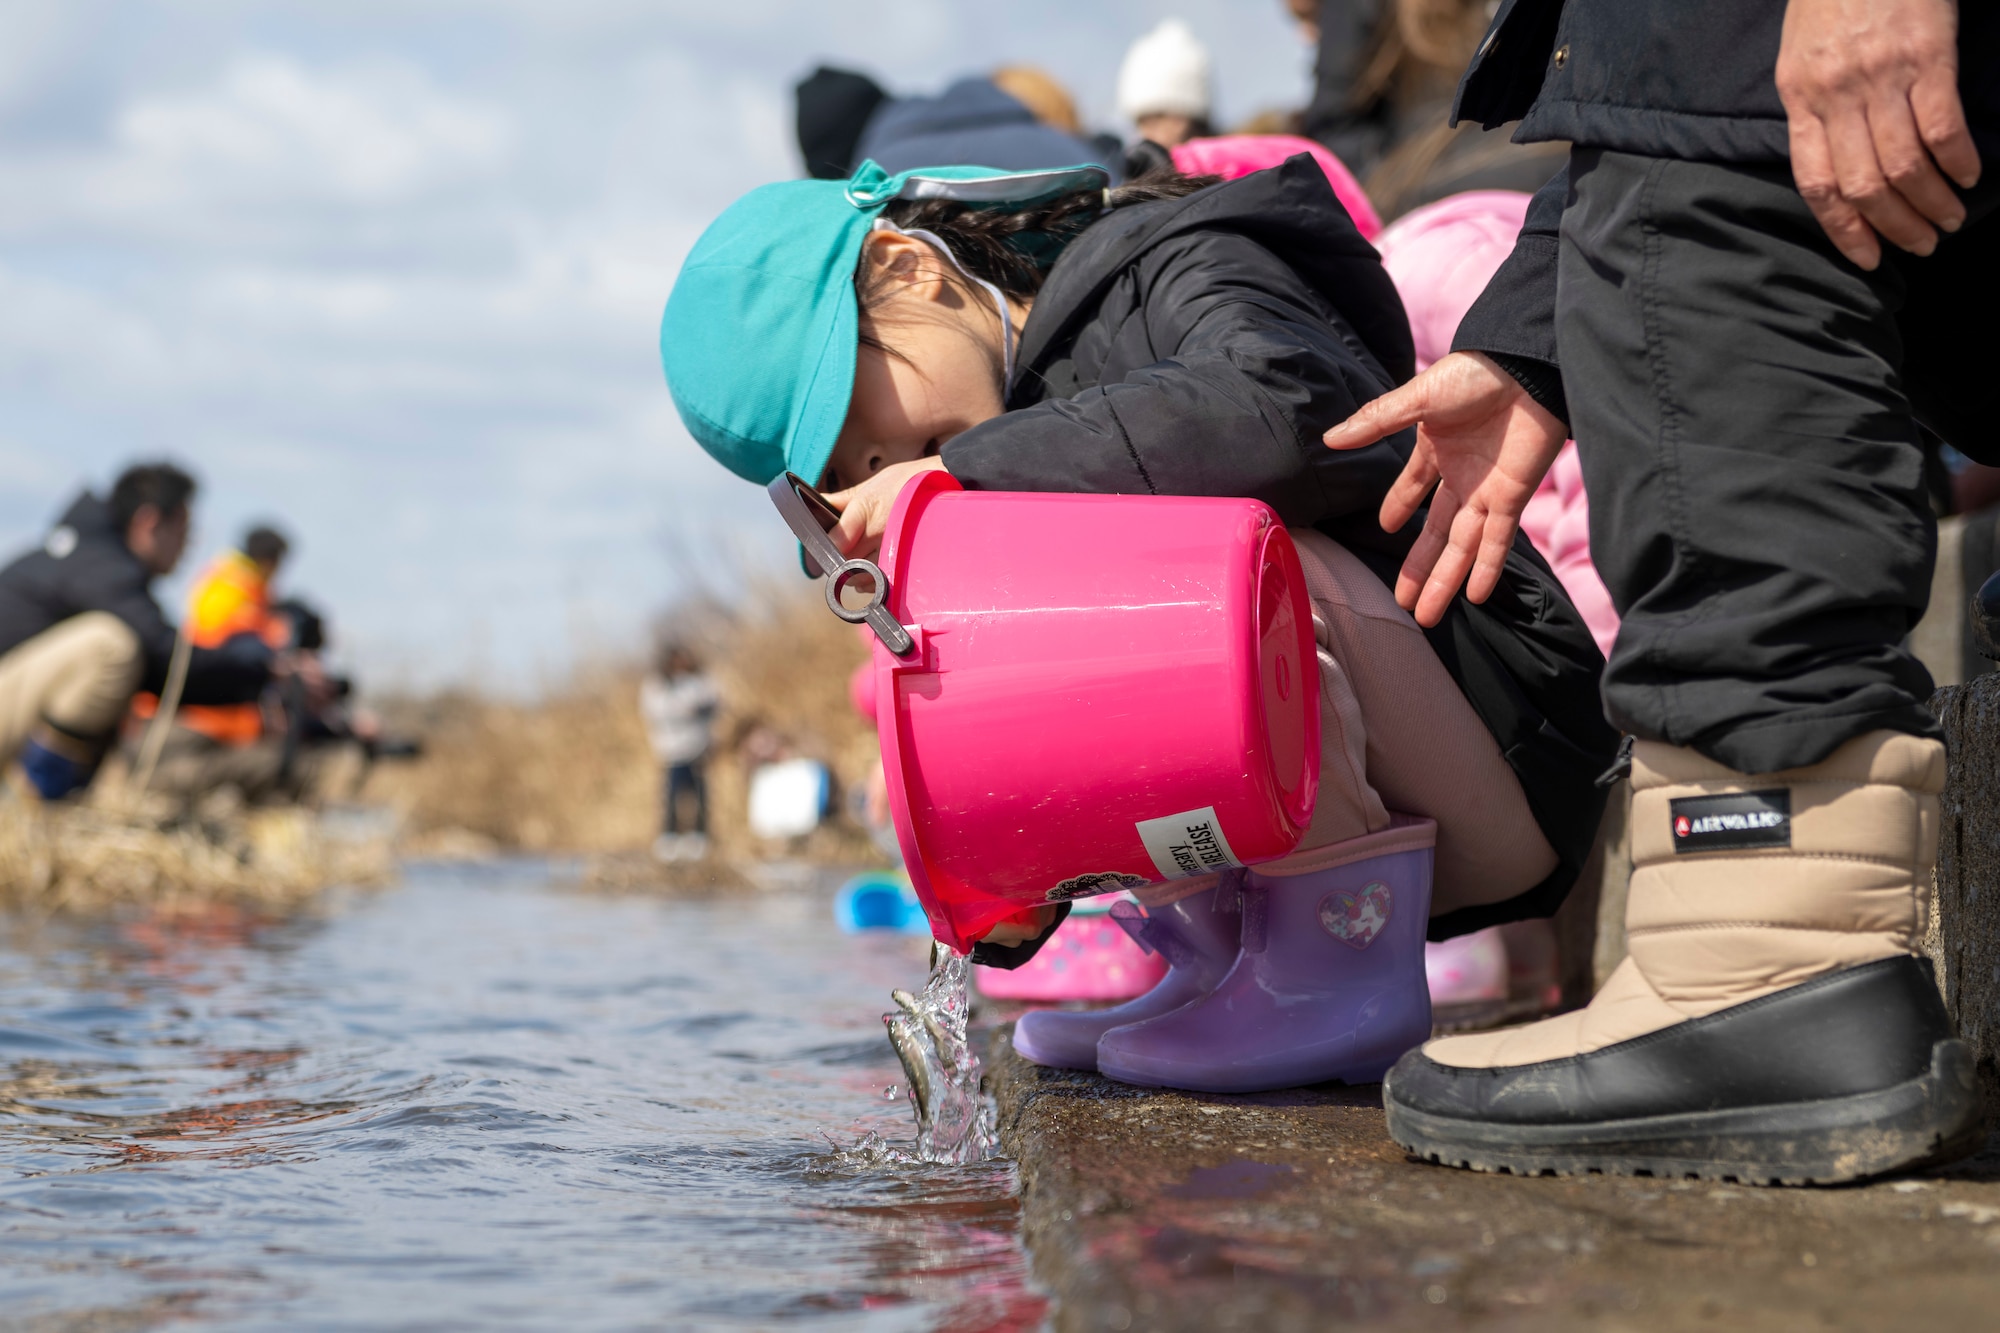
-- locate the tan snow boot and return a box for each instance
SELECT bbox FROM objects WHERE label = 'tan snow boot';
[1382,730,1982,1184]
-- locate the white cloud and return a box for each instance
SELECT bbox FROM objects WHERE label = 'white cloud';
[0,0,1303,689]
[117,55,510,200]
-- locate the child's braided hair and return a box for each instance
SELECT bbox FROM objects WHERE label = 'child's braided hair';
[858,168,1219,308]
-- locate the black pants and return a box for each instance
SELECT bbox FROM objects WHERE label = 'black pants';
[1558,148,2000,773]
[663,760,706,835]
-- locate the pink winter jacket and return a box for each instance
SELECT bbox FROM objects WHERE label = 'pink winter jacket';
[1373,191,1619,658]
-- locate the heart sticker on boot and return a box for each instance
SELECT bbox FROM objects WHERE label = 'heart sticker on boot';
[1318,881,1392,950]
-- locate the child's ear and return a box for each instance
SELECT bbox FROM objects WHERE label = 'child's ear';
[864,231,952,303]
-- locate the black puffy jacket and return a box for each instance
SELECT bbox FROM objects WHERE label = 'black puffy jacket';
[1450,4,2000,458]
[0,493,271,704]
[942,158,1619,937]
[1455,0,2000,164]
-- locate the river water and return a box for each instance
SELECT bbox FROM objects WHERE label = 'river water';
[0,861,1046,1331]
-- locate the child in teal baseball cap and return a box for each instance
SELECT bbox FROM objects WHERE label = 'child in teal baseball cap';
[659,154,1614,1096]
[660,159,1108,492]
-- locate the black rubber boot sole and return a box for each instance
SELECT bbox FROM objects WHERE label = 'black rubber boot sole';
[1386,1037,1984,1186]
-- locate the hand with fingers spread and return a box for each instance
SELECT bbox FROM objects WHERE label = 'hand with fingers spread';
[1322,351,1567,628]
[1777,0,1980,270]
[823,457,950,561]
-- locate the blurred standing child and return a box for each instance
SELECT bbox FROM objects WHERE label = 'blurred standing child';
[640,645,719,862]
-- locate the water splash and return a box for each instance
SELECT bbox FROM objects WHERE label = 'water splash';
[806,1128,916,1171]
[883,943,999,1164]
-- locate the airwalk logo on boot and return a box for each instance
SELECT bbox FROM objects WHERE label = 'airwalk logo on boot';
[1669,789,1791,852]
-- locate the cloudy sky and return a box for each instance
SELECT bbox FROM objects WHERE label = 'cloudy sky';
[0,1,1309,690]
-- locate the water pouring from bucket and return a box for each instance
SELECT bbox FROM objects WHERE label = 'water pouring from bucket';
[882,942,999,1165]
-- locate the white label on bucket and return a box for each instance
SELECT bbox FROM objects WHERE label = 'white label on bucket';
[1136,806,1242,881]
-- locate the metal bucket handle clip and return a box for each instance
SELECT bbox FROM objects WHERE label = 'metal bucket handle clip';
[766,471,915,656]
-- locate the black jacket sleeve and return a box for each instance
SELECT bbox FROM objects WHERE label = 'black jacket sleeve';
[942,231,1408,527]
[133,630,274,703]
[1450,161,1568,423]
[179,634,276,705]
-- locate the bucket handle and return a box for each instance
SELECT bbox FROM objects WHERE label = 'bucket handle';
[766,471,915,656]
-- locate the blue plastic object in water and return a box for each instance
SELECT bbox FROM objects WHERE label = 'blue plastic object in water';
[834,871,930,934]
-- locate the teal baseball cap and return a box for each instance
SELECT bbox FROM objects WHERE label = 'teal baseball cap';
[660,158,1111,487]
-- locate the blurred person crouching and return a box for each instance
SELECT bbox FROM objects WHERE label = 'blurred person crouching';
[0,463,273,800]
[641,644,719,862]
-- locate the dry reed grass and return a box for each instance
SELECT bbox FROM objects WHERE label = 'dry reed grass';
[361,583,881,874]
[0,795,396,915]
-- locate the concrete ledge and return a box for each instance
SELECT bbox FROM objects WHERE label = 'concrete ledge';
[988,1029,2000,1330]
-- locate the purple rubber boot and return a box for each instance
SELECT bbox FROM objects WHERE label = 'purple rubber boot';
[1011,878,1242,1071]
[1096,817,1435,1093]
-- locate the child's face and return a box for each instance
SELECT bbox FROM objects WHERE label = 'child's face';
[822,232,1015,491]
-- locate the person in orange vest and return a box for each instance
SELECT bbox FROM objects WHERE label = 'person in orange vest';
[129,525,418,807]
[189,527,289,649]
[132,525,291,748]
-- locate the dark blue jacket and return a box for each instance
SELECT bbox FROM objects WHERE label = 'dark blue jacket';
[1454,0,2000,164]
[856,78,1120,180]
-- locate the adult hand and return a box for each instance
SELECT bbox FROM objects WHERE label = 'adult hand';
[1777,0,1980,270]
[824,456,949,561]
[1322,352,1567,628]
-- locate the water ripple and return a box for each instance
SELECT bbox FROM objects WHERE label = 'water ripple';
[0,866,1046,1330]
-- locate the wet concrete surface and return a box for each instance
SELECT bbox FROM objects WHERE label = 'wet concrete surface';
[986,1027,2000,1332]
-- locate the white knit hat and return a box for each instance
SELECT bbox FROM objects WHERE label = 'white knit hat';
[1116,18,1213,124]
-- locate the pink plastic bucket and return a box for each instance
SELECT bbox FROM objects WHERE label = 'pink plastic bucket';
[872,471,1320,953]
